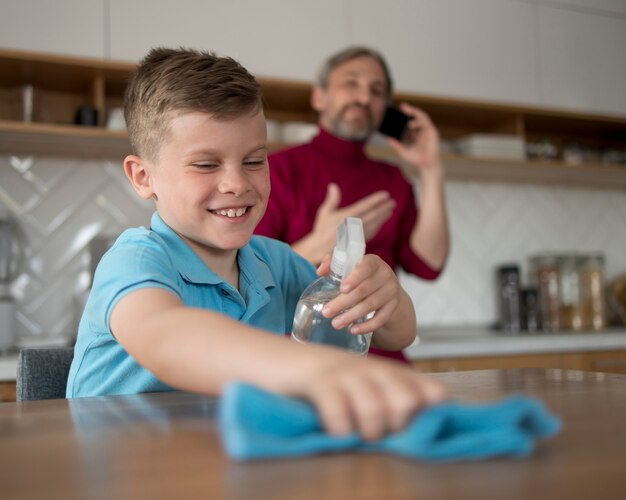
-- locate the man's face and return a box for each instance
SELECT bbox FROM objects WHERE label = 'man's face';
[313,56,389,141]
[145,110,270,264]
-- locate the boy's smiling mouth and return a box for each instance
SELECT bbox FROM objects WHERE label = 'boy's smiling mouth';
[210,207,249,218]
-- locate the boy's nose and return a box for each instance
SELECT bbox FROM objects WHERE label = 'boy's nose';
[218,167,250,196]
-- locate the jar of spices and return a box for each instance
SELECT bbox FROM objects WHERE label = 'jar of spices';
[530,255,560,332]
[581,254,607,331]
[558,255,585,331]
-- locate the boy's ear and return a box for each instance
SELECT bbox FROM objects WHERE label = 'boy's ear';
[311,85,327,113]
[124,155,155,200]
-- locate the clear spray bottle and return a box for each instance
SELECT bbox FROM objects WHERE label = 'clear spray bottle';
[291,217,373,355]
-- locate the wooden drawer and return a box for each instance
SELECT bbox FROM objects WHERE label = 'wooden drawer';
[415,350,626,374]
[0,381,16,402]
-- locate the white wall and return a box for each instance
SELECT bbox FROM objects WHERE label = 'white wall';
[1,0,626,341]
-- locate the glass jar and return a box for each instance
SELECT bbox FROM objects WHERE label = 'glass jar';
[558,255,585,331]
[530,255,560,332]
[581,254,607,331]
[496,265,521,334]
[521,287,541,333]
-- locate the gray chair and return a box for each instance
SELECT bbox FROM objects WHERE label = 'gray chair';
[16,346,74,401]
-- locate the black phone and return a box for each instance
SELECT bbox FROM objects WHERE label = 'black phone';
[378,106,410,140]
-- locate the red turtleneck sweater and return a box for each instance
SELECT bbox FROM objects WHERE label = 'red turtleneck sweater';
[256,128,443,363]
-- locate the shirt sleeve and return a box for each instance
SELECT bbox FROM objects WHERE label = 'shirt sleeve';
[88,231,182,334]
[395,178,444,280]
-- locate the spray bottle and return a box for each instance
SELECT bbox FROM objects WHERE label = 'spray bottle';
[292,217,373,355]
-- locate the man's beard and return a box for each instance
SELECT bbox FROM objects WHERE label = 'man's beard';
[329,104,375,141]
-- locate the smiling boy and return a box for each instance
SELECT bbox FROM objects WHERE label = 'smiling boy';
[66,47,446,440]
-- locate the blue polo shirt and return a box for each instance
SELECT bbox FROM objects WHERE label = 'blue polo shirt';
[66,212,317,398]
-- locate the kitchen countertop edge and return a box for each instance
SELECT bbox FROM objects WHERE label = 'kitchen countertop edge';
[407,326,626,359]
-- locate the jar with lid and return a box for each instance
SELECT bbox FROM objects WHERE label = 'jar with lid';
[530,255,560,332]
[520,287,541,333]
[558,255,585,331]
[581,254,607,331]
[496,265,521,334]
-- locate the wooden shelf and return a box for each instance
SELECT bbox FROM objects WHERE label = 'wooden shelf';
[0,120,131,158]
[367,146,626,189]
[442,154,626,189]
[1,121,624,188]
[1,48,626,189]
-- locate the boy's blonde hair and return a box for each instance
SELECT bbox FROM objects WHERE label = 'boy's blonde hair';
[124,47,262,161]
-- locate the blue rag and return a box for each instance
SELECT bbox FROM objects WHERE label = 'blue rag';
[218,382,561,462]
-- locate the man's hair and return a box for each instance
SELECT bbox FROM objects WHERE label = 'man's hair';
[124,47,262,161]
[316,46,393,98]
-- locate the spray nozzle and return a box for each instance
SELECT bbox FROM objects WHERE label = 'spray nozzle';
[330,217,365,279]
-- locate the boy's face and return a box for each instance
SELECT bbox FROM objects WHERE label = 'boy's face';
[312,56,388,141]
[142,110,270,263]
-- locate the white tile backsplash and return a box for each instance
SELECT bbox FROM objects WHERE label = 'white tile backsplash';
[1,155,625,345]
[401,179,626,327]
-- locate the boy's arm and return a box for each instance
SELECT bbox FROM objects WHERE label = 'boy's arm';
[318,254,417,351]
[110,287,444,440]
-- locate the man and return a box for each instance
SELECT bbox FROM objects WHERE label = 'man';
[255,46,450,362]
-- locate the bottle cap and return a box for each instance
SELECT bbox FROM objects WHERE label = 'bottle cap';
[330,217,365,279]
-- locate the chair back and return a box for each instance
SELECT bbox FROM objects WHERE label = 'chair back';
[16,346,74,401]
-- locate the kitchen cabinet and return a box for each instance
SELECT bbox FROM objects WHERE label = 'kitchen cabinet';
[414,349,626,374]
[108,0,345,80]
[350,0,538,105]
[1,48,625,189]
[0,381,16,402]
[537,5,626,116]
[0,0,106,59]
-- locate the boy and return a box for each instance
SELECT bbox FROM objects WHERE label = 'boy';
[66,47,446,441]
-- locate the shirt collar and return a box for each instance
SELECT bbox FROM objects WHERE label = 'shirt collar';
[311,127,368,163]
[150,212,275,291]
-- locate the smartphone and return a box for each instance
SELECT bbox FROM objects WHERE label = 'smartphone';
[378,106,410,141]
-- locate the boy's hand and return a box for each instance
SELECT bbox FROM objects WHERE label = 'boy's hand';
[317,253,400,335]
[295,353,447,441]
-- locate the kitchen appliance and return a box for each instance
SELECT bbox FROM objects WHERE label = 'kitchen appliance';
[0,218,24,352]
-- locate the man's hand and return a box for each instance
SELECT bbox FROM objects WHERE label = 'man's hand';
[386,103,443,180]
[292,183,395,265]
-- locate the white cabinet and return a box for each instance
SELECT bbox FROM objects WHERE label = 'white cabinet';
[543,0,626,16]
[348,0,538,105]
[108,0,346,81]
[1,0,625,117]
[537,4,626,115]
[0,0,105,58]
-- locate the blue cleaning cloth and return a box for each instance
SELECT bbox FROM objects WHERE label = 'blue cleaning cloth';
[218,382,561,462]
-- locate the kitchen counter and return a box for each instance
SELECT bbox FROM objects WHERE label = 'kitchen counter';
[3,369,626,498]
[2,327,626,382]
[0,353,17,382]
[406,326,626,359]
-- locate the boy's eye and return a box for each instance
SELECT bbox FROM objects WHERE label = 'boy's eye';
[244,159,266,168]
[192,163,219,169]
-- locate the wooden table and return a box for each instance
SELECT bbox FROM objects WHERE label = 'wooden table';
[1,368,625,499]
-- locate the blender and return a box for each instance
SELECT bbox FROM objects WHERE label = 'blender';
[0,218,24,353]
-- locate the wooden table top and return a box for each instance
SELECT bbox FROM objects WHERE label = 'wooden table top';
[1,368,625,500]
